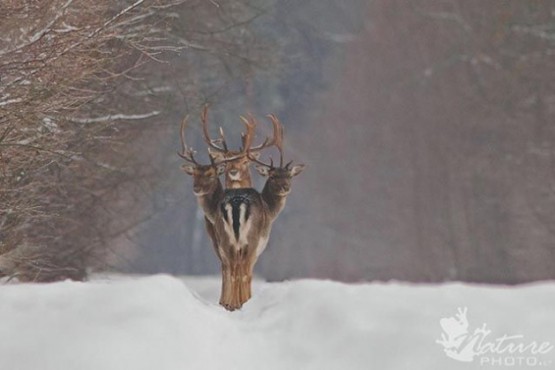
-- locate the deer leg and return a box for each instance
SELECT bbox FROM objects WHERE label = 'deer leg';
[236,249,256,306]
[245,262,254,302]
[230,258,244,310]
[245,260,255,300]
[219,262,234,310]
[219,258,243,311]
[219,248,256,311]
[220,251,248,311]
[236,259,250,305]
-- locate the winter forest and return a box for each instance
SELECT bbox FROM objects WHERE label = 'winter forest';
[3,0,555,284]
[2,1,555,369]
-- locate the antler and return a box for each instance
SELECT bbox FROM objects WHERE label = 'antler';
[239,113,257,153]
[271,115,285,167]
[247,114,283,154]
[178,112,245,166]
[177,115,199,165]
[200,106,283,160]
[247,115,289,168]
[201,105,229,153]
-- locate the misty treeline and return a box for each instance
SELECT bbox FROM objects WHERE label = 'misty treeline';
[0,0,275,281]
[2,0,554,284]
[287,1,555,283]
[144,0,555,284]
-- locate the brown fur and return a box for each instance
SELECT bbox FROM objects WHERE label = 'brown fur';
[208,150,260,189]
[213,164,305,310]
[182,162,262,310]
[211,189,269,309]
[181,109,303,311]
[181,163,225,263]
[256,164,306,220]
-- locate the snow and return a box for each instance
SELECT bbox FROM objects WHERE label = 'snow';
[0,274,554,370]
[69,111,160,124]
[0,98,22,107]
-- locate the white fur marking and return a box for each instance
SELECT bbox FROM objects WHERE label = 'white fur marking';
[222,204,235,244]
[237,203,252,251]
[229,172,242,181]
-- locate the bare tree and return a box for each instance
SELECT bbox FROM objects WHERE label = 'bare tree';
[0,0,275,281]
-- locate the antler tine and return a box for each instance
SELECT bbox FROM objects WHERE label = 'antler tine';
[247,151,274,169]
[246,113,287,168]
[248,113,283,153]
[269,114,285,166]
[177,115,199,164]
[239,114,257,153]
[201,105,228,153]
[218,127,228,151]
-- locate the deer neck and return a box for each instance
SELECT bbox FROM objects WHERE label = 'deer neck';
[261,181,287,220]
[197,180,224,223]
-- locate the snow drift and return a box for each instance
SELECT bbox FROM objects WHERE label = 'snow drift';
[0,275,554,370]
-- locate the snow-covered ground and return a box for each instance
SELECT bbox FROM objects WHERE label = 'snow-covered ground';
[0,274,554,370]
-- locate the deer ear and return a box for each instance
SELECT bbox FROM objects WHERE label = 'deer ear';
[290,164,305,177]
[255,165,270,177]
[181,164,195,175]
[208,149,225,161]
[216,164,226,175]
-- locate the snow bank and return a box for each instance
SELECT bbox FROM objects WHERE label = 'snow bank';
[0,275,554,370]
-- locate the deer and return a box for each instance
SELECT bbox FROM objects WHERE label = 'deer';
[200,105,280,189]
[250,115,306,222]
[180,110,304,311]
[178,115,239,270]
[179,110,278,310]
[215,115,305,310]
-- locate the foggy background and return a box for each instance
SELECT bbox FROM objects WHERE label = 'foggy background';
[4,1,549,284]
[109,0,555,284]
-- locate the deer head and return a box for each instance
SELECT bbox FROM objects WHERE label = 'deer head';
[200,106,281,189]
[249,115,305,196]
[178,115,240,196]
[254,161,305,196]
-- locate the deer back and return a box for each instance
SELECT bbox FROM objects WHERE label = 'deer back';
[212,188,273,262]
